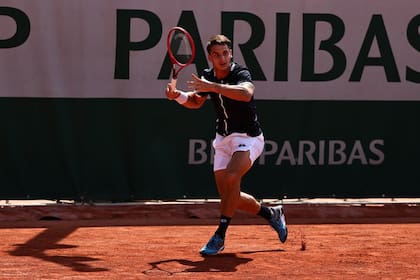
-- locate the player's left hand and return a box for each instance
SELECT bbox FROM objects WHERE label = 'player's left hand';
[188,74,215,92]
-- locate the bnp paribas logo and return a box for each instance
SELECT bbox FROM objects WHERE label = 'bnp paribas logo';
[188,138,385,166]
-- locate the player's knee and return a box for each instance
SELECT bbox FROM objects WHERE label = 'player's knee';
[221,170,241,187]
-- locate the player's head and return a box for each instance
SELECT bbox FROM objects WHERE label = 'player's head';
[206,35,232,54]
[206,35,233,70]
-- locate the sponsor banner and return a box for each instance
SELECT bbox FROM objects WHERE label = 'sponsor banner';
[0,1,419,100]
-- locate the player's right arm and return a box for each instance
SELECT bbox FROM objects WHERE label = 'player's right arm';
[165,83,207,109]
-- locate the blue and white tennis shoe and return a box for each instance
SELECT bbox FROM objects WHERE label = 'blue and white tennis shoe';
[199,234,225,255]
[269,205,288,243]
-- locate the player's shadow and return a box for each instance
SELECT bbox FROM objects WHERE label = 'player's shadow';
[8,223,108,272]
[144,253,252,274]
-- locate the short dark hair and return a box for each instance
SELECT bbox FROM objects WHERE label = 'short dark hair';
[206,35,232,54]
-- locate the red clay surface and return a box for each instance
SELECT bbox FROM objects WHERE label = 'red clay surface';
[1,219,420,279]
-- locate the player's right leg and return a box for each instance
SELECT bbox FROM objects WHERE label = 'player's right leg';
[237,193,288,243]
[236,192,261,214]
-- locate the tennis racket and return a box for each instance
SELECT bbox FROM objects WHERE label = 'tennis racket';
[166,27,196,88]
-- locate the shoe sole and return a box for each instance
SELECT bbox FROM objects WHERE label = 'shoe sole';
[199,246,225,256]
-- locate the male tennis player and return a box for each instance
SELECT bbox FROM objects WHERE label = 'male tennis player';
[165,34,287,255]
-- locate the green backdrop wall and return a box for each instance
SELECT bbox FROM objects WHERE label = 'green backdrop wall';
[0,98,418,201]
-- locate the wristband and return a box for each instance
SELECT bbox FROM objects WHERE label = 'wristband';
[175,90,189,104]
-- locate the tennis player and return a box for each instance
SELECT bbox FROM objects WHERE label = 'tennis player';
[165,34,287,255]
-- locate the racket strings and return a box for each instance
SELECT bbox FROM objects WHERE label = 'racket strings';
[169,31,193,65]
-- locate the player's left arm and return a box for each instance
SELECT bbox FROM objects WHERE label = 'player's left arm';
[165,82,207,109]
[188,73,254,102]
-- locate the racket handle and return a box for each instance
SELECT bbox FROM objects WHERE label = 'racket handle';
[170,78,177,89]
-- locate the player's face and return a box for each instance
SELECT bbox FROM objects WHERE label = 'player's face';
[208,44,232,73]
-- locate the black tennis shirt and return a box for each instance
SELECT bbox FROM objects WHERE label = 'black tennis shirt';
[199,62,262,137]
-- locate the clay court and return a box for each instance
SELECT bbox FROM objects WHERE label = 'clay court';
[1,200,420,279]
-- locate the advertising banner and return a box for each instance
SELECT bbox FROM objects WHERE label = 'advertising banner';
[0,1,419,99]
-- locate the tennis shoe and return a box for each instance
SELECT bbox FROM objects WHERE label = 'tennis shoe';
[269,205,288,243]
[199,234,225,255]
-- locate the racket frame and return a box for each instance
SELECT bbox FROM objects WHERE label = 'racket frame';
[166,27,196,87]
